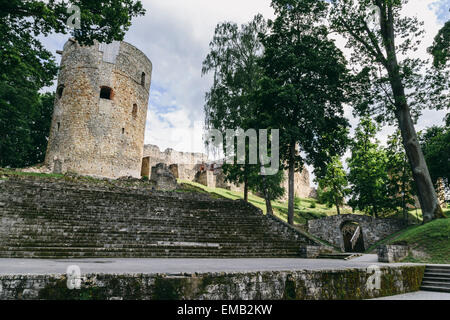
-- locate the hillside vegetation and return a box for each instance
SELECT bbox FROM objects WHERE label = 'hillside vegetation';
[367,218,450,264]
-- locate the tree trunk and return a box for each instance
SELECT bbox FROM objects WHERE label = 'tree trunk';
[287,144,295,225]
[335,197,341,216]
[380,5,443,223]
[265,193,274,216]
[244,176,249,202]
[260,157,273,215]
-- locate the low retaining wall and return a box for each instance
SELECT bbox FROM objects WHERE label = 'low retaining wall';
[378,245,411,263]
[0,266,424,300]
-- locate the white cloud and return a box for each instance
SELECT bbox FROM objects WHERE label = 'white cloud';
[40,0,447,183]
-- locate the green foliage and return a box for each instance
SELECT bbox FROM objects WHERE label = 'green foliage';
[0,0,144,168]
[347,117,390,217]
[420,125,450,188]
[317,156,349,215]
[429,20,450,69]
[0,0,145,46]
[384,130,417,219]
[249,168,285,201]
[309,201,316,209]
[257,0,351,224]
[329,0,449,122]
[202,15,269,201]
[0,92,55,168]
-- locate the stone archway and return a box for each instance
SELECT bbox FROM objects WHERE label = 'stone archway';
[340,221,365,253]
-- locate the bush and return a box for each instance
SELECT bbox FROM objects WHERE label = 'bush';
[310,201,317,209]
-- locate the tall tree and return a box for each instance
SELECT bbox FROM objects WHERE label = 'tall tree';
[329,0,447,222]
[317,156,349,215]
[258,0,350,225]
[347,117,389,218]
[0,0,145,168]
[202,14,268,202]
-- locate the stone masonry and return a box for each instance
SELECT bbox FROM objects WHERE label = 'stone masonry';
[0,175,318,258]
[141,144,316,199]
[308,215,407,252]
[0,265,424,300]
[45,39,152,179]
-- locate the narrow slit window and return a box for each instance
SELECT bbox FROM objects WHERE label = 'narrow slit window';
[57,85,65,99]
[100,86,113,100]
[141,72,146,86]
[57,122,61,131]
[122,128,125,135]
[132,104,138,119]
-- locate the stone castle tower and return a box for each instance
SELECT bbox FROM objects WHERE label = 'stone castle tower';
[45,39,152,178]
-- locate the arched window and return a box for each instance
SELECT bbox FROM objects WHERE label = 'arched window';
[141,72,146,86]
[132,104,138,119]
[100,86,113,100]
[57,85,65,99]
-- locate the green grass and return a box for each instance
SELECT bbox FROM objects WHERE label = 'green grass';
[392,218,450,264]
[178,179,359,226]
[0,167,64,179]
[366,218,450,264]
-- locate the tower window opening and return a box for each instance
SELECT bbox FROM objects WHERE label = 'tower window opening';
[141,72,146,86]
[100,86,113,100]
[57,122,61,131]
[57,85,65,99]
[122,128,125,135]
[132,104,138,119]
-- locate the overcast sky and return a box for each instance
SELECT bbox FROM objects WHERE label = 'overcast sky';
[42,0,449,173]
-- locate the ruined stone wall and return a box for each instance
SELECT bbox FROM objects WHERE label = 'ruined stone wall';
[45,40,152,179]
[308,215,407,252]
[0,266,424,300]
[143,145,207,180]
[280,168,315,200]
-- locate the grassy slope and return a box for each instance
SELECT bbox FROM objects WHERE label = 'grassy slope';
[178,179,357,226]
[365,218,450,264]
[178,179,429,225]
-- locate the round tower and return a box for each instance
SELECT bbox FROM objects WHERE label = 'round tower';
[45,39,152,178]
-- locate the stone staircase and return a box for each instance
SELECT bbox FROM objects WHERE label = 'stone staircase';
[0,176,317,258]
[420,265,450,293]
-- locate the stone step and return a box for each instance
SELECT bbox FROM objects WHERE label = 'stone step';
[423,272,450,278]
[420,285,450,293]
[0,178,317,258]
[421,281,450,288]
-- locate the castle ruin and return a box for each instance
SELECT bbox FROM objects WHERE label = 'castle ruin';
[45,39,152,178]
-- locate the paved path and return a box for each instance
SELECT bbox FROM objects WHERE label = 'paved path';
[371,291,450,300]
[0,255,417,275]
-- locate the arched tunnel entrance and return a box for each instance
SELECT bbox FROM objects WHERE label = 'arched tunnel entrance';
[340,221,365,253]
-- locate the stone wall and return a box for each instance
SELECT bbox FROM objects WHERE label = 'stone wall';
[378,245,411,263]
[143,145,207,181]
[308,215,407,252]
[0,266,424,300]
[0,175,316,258]
[280,168,315,200]
[45,40,152,179]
